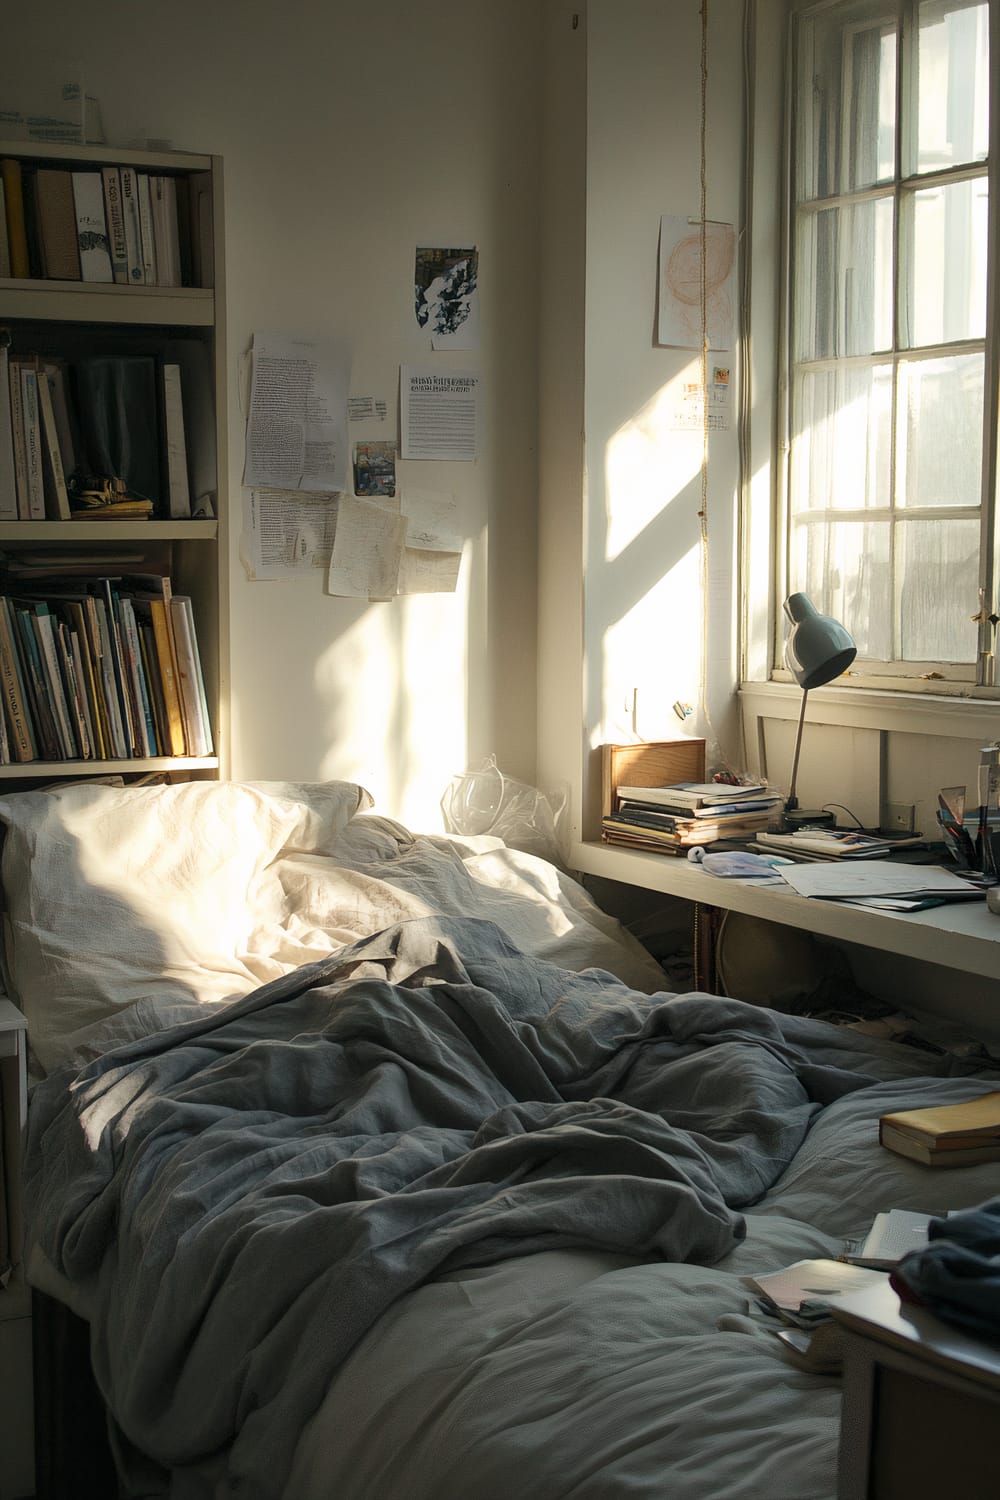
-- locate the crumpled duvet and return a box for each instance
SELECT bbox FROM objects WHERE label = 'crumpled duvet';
[23,914,957,1499]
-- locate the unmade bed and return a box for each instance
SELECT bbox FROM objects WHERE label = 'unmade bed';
[3,777,999,1500]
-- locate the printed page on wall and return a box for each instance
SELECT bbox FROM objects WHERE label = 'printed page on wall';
[414,244,479,351]
[400,367,479,460]
[242,490,339,580]
[657,214,736,351]
[326,496,407,599]
[243,332,351,492]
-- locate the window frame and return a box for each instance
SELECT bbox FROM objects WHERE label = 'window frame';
[765,0,1000,696]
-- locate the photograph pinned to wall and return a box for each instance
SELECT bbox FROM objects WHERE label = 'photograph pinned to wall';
[241,489,339,581]
[414,245,479,351]
[353,441,397,498]
[657,214,736,351]
[670,364,732,432]
[243,331,351,492]
[400,367,479,461]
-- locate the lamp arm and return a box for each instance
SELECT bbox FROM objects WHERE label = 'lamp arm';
[787,688,809,809]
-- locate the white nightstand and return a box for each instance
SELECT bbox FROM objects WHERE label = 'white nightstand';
[0,998,33,1500]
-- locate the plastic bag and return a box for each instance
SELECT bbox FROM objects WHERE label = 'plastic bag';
[440,755,568,868]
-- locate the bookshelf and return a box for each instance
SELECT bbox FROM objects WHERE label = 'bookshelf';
[0,139,228,786]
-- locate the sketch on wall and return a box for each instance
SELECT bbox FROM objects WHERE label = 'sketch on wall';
[414,245,480,350]
[657,215,736,351]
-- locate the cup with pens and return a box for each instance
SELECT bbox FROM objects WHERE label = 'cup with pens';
[937,743,1000,881]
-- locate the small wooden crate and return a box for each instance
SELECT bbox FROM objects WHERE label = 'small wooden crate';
[601,739,706,817]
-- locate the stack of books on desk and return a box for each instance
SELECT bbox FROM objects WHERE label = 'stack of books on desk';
[756,829,894,860]
[602,781,782,853]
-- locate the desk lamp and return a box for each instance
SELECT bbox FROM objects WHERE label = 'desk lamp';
[782,592,857,830]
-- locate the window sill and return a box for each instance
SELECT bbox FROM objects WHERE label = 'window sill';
[740,679,1000,739]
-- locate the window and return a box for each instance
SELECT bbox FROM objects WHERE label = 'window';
[781,0,997,688]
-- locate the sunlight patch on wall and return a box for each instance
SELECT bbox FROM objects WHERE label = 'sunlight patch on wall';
[605,366,705,561]
[317,590,467,831]
[601,541,704,744]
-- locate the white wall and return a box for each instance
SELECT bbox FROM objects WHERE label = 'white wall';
[4,0,544,829]
[539,0,747,839]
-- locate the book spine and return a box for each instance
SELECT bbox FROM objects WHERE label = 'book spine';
[79,598,112,760]
[91,596,128,758]
[136,173,158,285]
[36,370,72,519]
[8,360,29,518]
[117,596,155,756]
[0,598,35,761]
[0,344,18,521]
[161,362,191,518]
[100,167,129,285]
[136,616,167,754]
[150,176,181,287]
[42,361,77,480]
[34,168,81,281]
[14,606,61,760]
[53,619,90,758]
[0,159,30,278]
[70,170,114,283]
[31,610,75,758]
[102,583,139,755]
[0,178,11,279]
[67,624,96,759]
[119,167,145,285]
[169,596,209,756]
[149,597,186,755]
[19,365,46,520]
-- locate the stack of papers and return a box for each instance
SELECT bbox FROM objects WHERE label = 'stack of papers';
[774,860,987,910]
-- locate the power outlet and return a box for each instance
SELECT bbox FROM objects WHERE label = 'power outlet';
[885,802,915,833]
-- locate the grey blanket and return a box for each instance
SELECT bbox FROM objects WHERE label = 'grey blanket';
[24,916,946,1498]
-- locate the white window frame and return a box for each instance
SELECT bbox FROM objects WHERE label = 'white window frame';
[743,0,1000,711]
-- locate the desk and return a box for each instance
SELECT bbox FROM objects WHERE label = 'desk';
[571,840,1000,985]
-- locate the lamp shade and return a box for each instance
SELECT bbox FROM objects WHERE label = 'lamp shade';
[783,593,856,690]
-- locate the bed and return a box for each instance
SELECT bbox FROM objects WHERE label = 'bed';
[3,776,999,1500]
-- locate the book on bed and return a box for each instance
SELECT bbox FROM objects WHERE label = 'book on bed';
[879,1092,1000,1166]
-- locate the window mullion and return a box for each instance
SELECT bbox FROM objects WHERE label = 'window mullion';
[978,0,1000,685]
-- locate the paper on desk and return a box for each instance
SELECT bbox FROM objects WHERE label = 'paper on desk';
[777,860,979,900]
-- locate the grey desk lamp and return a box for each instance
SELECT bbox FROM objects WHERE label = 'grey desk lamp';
[782,592,857,830]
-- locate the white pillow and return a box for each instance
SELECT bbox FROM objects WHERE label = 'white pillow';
[0,779,370,1074]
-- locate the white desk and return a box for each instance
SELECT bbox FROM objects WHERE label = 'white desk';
[571,840,1000,984]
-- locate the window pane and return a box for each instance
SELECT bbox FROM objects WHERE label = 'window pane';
[897,518,980,660]
[795,3,897,199]
[791,519,892,659]
[902,178,989,346]
[916,1,989,173]
[795,197,893,360]
[791,364,892,511]
[897,353,984,508]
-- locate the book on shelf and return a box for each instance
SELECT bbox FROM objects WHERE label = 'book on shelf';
[136,173,158,285]
[0,598,35,761]
[617,794,780,820]
[161,362,191,518]
[0,158,30,278]
[34,168,81,281]
[17,363,46,520]
[7,357,29,519]
[100,167,129,285]
[70,170,114,283]
[187,170,214,288]
[36,369,72,521]
[119,167,146,285]
[604,807,773,845]
[0,342,17,522]
[150,176,181,288]
[42,360,79,480]
[0,177,10,279]
[879,1092,1000,1167]
[169,595,212,756]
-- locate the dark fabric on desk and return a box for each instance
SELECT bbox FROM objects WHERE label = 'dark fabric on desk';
[893,1198,1000,1336]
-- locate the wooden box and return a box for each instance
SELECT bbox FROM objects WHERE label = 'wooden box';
[601,739,706,817]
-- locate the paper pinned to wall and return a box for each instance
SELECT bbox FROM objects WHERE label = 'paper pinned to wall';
[326,495,408,599]
[657,214,736,351]
[414,244,480,351]
[402,486,462,551]
[241,489,339,580]
[397,547,462,594]
[243,332,351,492]
[400,366,479,460]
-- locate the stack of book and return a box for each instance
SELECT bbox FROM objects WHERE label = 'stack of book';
[756,829,894,860]
[0,558,213,765]
[879,1092,1000,1167]
[1,156,213,289]
[602,780,782,853]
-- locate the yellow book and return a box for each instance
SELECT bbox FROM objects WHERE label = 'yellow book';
[880,1091,1000,1148]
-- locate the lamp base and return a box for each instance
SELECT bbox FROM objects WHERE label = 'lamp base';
[781,807,836,831]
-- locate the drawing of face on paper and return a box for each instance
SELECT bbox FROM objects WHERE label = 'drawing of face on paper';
[657,215,736,351]
[414,245,480,350]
